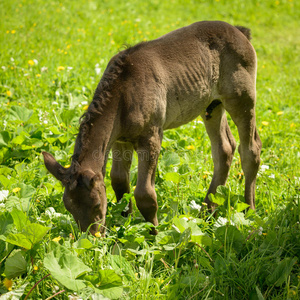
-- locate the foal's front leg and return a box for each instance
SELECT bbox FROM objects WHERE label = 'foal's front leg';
[110,142,133,216]
[134,127,162,235]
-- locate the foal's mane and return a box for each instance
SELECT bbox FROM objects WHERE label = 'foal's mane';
[71,43,145,165]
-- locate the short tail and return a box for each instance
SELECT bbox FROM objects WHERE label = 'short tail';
[235,26,252,40]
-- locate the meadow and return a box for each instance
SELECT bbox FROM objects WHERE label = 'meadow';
[0,0,299,299]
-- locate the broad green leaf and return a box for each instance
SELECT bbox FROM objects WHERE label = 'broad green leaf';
[216,185,230,198]
[18,183,36,200]
[73,238,94,253]
[198,257,213,271]
[0,211,14,235]
[44,243,92,292]
[23,223,51,246]
[215,225,244,253]
[164,172,180,184]
[214,255,227,275]
[11,131,29,145]
[5,196,30,212]
[0,131,10,147]
[11,208,30,231]
[0,283,28,300]
[156,229,181,246]
[107,254,135,282]
[3,233,32,249]
[232,212,253,226]
[266,257,297,286]
[161,152,180,167]
[181,271,206,286]
[2,210,50,249]
[191,231,212,246]
[173,216,189,233]
[4,250,27,279]
[60,109,77,126]
[177,228,191,247]
[21,138,44,150]
[209,193,225,206]
[0,175,11,188]
[85,269,123,299]
[9,106,33,122]
[90,294,110,300]
[235,202,250,212]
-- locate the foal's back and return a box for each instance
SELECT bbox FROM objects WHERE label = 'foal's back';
[115,21,256,134]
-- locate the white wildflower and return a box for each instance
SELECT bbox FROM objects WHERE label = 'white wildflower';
[214,216,233,228]
[0,190,9,201]
[45,207,62,218]
[189,200,202,211]
[260,165,269,172]
[95,63,101,75]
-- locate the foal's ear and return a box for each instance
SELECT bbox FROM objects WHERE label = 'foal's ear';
[42,152,68,183]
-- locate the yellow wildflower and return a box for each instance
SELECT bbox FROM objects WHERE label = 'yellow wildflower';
[12,187,21,193]
[57,66,65,72]
[83,105,89,111]
[290,123,296,128]
[262,121,269,126]
[52,236,62,242]
[11,30,16,34]
[277,111,283,116]
[187,145,195,150]
[33,265,38,271]
[64,164,71,168]
[6,90,12,97]
[28,60,35,66]
[94,232,101,238]
[36,74,41,78]
[3,278,13,290]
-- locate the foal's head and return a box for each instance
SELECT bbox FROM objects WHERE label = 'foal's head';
[42,152,107,235]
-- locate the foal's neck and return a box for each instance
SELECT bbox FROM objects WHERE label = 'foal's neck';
[72,101,119,174]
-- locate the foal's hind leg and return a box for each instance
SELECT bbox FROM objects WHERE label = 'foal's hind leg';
[224,96,262,209]
[110,142,133,216]
[134,127,162,234]
[202,103,236,209]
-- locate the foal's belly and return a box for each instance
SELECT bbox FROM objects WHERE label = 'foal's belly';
[162,92,211,130]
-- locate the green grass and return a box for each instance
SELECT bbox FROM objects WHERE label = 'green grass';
[0,0,300,299]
